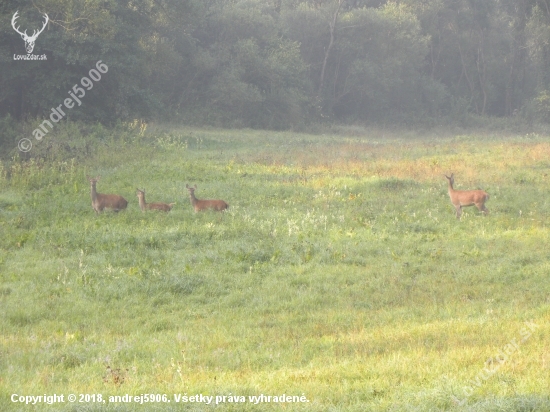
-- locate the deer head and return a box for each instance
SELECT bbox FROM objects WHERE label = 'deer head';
[12,11,49,54]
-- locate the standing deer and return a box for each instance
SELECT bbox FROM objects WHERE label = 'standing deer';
[136,189,175,212]
[186,184,228,212]
[445,173,489,219]
[87,176,128,213]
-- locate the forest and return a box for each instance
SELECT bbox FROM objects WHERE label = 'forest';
[1,0,550,143]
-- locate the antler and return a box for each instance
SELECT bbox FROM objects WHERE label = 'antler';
[11,11,27,37]
[11,11,49,41]
[28,13,49,41]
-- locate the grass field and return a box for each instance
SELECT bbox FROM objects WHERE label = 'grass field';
[1,126,549,411]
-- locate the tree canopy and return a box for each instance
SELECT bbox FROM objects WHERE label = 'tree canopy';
[1,0,550,129]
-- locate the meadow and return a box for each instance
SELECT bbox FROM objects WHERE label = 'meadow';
[0,126,549,411]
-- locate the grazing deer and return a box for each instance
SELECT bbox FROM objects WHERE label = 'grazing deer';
[87,176,128,213]
[445,173,489,219]
[186,184,228,212]
[136,189,175,212]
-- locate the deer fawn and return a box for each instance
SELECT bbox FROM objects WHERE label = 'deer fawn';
[87,176,128,213]
[186,184,228,212]
[136,189,175,212]
[445,173,489,219]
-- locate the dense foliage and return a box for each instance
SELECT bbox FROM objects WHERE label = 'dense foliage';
[2,0,550,131]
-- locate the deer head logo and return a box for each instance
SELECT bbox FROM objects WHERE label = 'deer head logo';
[12,11,49,54]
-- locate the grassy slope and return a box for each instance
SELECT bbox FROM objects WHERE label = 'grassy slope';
[0,128,549,411]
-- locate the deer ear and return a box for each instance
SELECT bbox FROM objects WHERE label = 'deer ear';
[194,185,197,189]
[185,184,189,188]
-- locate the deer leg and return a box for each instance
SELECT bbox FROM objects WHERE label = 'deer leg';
[455,205,462,219]
[475,203,488,214]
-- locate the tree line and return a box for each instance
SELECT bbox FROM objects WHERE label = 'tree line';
[1,0,550,131]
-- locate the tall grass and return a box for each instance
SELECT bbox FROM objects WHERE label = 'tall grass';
[0,126,549,411]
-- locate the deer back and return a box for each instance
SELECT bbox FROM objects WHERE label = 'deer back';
[148,202,175,212]
[96,193,129,211]
[194,199,229,212]
[89,176,127,212]
[446,174,489,206]
[186,184,228,212]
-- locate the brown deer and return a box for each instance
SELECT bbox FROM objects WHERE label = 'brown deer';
[87,176,128,213]
[186,184,228,212]
[445,173,489,219]
[136,189,175,212]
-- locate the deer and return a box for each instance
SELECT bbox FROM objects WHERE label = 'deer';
[186,184,228,212]
[445,173,489,219]
[11,11,49,54]
[87,176,128,213]
[136,189,175,212]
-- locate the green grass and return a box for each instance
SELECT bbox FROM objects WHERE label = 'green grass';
[1,127,549,411]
